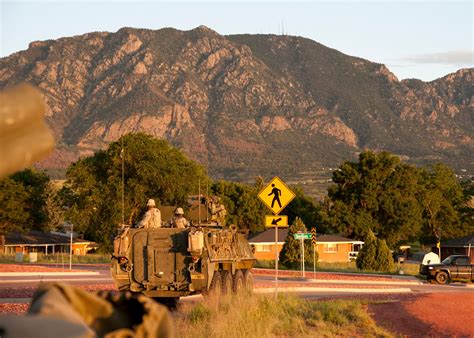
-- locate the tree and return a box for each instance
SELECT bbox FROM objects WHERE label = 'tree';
[211,180,265,232]
[322,151,423,248]
[374,239,394,272]
[62,133,209,250]
[356,230,377,270]
[0,168,51,235]
[10,168,50,231]
[44,186,65,231]
[0,178,30,235]
[419,164,469,244]
[459,179,474,235]
[356,230,394,272]
[286,187,325,233]
[279,217,316,269]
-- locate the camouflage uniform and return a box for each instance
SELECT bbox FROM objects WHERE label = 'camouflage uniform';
[0,283,174,338]
[168,207,189,229]
[138,199,162,228]
[209,197,227,225]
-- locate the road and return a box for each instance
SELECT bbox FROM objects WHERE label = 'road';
[1,266,473,303]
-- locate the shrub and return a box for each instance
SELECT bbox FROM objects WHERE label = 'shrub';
[374,239,394,272]
[356,230,377,270]
[356,230,394,272]
[279,218,316,269]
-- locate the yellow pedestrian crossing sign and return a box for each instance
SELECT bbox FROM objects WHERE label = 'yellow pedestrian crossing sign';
[265,215,289,227]
[258,177,296,215]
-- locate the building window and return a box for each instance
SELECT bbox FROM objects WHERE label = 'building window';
[324,243,338,253]
[256,244,271,252]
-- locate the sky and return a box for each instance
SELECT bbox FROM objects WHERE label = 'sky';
[1,0,473,81]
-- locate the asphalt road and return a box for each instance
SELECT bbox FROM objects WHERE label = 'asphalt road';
[1,267,473,297]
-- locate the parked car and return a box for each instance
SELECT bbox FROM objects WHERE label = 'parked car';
[419,255,474,285]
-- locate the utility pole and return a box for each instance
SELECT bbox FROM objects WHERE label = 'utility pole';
[69,223,73,270]
[311,227,317,277]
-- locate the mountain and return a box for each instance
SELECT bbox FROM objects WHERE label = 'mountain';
[1,26,472,193]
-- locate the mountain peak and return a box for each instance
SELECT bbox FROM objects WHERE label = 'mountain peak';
[1,28,472,183]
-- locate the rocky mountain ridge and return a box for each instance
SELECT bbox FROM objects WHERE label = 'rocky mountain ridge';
[1,26,472,187]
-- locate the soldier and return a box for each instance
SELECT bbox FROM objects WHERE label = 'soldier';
[209,196,227,225]
[168,207,189,229]
[137,199,162,228]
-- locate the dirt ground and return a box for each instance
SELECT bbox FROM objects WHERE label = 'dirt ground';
[368,292,474,337]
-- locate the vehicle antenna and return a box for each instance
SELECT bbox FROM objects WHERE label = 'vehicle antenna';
[206,179,209,221]
[198,178,201,225]
[121,136,125,228]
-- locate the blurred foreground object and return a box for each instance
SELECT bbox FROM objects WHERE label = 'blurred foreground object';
[0,283,173,338]
[0,84,54,178]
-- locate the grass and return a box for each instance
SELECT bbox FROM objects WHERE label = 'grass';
[173,292,392,337]
[254,260,422,277]
[0,253,110,264]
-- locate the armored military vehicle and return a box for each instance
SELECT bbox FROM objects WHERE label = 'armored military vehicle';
[111,195,256,303]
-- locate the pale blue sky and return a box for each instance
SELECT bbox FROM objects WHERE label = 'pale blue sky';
[1,1,473,81]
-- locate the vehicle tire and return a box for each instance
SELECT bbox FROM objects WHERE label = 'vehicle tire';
[232,270,245,293]
[243,270,254,292]
[206,271,222,297]
[221,271,233,295]
[435,271,449,285]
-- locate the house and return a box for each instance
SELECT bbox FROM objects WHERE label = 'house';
[0,230,97,255]
[432,233,474,263]
[248,229,363,262]
[248,228,288,260]
[315,234,363,262]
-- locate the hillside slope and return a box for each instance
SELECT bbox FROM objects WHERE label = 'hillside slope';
[1,26,472,185]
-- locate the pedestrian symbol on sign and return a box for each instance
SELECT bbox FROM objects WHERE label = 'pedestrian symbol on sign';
[269,184,282,208]
[257,177,296,215]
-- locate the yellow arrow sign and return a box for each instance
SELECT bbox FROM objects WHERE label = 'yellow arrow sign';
[258,177,296,215]
[265,215,289,227]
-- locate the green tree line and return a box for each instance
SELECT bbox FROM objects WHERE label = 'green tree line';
[1,134,472,253]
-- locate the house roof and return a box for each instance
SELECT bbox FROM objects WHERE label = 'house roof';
[316,234,364,244]
[440,233,474,248]
[3,230,93,246]
[248,229,363,244]
[248,228,289,244]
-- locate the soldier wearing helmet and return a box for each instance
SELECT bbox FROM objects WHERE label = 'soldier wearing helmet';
[168,207,189,229]
[137,199,162,228]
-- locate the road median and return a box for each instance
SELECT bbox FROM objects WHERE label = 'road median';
[0,271,100,277]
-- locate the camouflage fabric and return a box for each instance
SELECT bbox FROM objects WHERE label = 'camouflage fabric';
[0,84,54,178]
[168,216,190,229]
[138,208,162,228]
[0,283,174,338]
[209,197,227,225]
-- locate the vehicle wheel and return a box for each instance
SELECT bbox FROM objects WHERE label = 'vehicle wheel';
[207,271,222,297]
[243,270,254,292]
[435,271,449,285]
[221,271,233,295]
[232,270,245,293]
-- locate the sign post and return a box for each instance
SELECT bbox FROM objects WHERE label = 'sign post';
[258,177,296,297]
[301,236,305,277]
[293,233,311,277]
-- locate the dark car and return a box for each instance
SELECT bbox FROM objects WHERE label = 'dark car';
[420,255,474,285]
